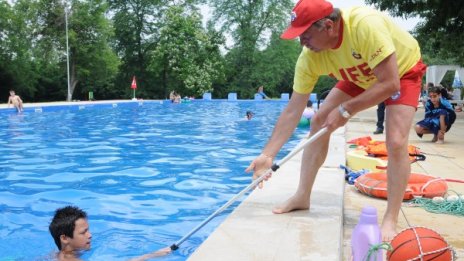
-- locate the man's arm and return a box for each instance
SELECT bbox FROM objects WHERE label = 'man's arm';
[261,91,309,157]
[245,91,309,188]
[129,247,172,261]
[7,97,12,107]
[341,53,400,115]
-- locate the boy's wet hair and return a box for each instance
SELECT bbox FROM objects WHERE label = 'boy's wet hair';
[49,206,87,250]
[307,100,313,107]
[246,111,254,117]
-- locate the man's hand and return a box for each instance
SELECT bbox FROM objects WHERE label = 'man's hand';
[129,246,172,261]
[323,105,350,132]
[245,153,274,189]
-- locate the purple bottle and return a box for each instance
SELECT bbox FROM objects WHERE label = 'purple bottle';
[351,206,382,261]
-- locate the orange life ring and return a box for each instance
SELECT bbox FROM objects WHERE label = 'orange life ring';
[354,172,448,200]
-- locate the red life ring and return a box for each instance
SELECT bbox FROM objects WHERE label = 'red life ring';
[354,172,448,200]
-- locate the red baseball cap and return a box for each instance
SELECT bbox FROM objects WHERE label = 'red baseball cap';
[281,0,334,40]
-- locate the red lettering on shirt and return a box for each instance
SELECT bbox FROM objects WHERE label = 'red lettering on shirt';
[339,68,349,81]
[333,63,376,83]
[357,63,373,77]
[346,66,360,82]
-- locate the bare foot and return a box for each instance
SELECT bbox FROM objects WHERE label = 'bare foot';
[436,139,444,144]
[431,135,438,142]
[272,195,309,214]
[380,220,397,242]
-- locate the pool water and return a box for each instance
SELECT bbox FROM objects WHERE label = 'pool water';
[0,101,307,260]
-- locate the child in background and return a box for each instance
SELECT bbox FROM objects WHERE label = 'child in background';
[7,90,24,112]
[302,100,315,120]
[246,110,254,120]
[415,86,456,144]
[256,86,269,99]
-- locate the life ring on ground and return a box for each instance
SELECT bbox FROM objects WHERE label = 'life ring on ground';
[354,172,448,200]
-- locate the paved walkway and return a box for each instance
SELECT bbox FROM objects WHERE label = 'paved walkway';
[343,106,464,260]
[189,128,346,261]
[191,106,464,260]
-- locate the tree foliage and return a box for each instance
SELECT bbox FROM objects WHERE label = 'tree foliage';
[365,0,464,66]
[151,6,224,97]
[210,0,294,98]
[0,1,38,101]
[0,0,301,102]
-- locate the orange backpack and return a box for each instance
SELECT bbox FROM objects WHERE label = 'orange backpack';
[365,142,424,162]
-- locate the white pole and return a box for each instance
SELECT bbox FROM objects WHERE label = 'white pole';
[65,1,71,102]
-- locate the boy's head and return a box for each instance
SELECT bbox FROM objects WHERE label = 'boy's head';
[246,111,254,120]
[9,90,15,95]
[428,86,442,104]
[49,206,91,251]
[306,100,313,107]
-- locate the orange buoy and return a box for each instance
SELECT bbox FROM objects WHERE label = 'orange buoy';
[387,226,454,261]
[354,172,448,200]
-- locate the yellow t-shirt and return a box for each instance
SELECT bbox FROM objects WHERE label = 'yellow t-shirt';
[293,6,421,94]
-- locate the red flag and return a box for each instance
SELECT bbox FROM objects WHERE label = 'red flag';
[131,76,137,89]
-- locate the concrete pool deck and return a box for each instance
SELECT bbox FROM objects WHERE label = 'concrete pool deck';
[190,106,464,261]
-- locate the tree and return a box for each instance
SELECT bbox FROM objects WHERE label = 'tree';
[249,32,301,98]
[109,0,166,99]
[365,0,464,65]
[0,0,39,101]
[210,0,294,98]
[64,0,119,100]
[151,5,225,97]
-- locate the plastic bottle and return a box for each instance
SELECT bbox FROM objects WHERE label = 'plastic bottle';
[351,206,382,261]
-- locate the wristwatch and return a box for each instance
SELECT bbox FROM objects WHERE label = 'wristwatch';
[338,104,352,119]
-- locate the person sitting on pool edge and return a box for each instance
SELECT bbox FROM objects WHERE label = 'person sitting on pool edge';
[49,206,92,261]
[256,86,270,99]
[49,205,171,261]
[7,90,24,112]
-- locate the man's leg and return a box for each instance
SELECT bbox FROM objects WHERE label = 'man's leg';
[273,88,351,214]
[381,104,416,241]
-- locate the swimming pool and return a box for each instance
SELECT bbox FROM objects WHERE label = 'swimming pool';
[0,101,307,260]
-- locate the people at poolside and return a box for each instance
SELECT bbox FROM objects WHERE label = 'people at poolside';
[7,90,24,112]
[257,86,270,99]
[438,85,453,100]
[420,82,434,107]
[49,206,92,261]
[415,86,456,144]
[302,100,315,120]
[246,0,426,241]
[49,205,171,261]
[169,91,181,103]
[373,102,385,134]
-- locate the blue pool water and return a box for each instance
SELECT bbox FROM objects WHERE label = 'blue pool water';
[0,101,306,260]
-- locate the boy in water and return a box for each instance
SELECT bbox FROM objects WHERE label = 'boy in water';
[246,110,254,120]
[49,205,171,261]
[49,206,92,261]
[7,90,24,112]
